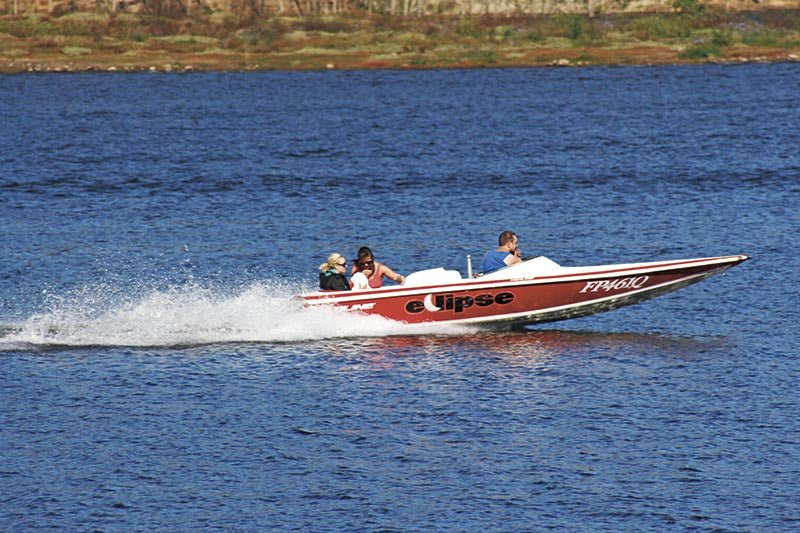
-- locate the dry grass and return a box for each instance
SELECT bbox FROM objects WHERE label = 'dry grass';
[0,9,798,71]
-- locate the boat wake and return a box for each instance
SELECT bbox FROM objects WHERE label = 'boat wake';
[0,281,471,350]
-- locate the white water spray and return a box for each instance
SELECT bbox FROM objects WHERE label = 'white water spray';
[0,281,469,349]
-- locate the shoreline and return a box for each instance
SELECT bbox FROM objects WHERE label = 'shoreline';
[3,46,799,74]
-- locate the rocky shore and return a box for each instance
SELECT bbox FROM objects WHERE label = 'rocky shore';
[3,49,799,74]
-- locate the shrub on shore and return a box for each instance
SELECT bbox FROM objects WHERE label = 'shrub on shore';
[678,42,720,59]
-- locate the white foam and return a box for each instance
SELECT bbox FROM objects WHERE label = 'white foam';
[0,281,470,349]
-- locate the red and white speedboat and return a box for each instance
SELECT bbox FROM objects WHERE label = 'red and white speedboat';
[301,254,748,327]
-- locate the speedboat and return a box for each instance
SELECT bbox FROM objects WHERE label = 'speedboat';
[301,254,749,327]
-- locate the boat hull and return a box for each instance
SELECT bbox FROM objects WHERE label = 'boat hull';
[301,255,748,327]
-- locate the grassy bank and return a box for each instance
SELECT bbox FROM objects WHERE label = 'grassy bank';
[1,9,799,72]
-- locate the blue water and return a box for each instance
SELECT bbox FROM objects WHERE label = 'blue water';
[1,64,799,531]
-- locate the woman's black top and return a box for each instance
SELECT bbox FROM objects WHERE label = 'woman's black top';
[319,272,350,291]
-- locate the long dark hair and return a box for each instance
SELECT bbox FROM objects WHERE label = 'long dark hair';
[354,247,374,272]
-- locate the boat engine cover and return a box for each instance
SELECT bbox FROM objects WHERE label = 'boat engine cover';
[402,268,463,287]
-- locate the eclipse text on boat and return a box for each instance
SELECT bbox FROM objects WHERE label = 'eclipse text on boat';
[405,292,515,314]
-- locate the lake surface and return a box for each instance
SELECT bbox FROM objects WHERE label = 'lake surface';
[1,64,798,531]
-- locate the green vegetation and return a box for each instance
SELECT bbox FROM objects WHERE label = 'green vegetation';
[1,8,798,71]
[741,29,800,48]
[629,15,692,40]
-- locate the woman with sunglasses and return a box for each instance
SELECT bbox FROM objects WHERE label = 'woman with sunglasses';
[319,253,351,291]
[351,246,405,289]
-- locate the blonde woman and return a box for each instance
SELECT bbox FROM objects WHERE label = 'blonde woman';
[319,253,350,291]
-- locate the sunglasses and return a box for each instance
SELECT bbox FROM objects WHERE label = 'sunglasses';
[359,261,374,268]
[336,262,347,267]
